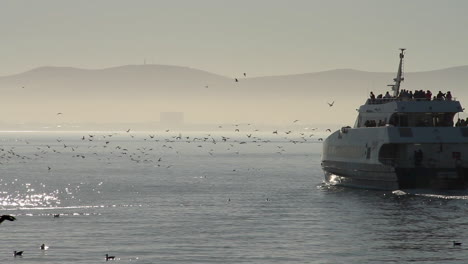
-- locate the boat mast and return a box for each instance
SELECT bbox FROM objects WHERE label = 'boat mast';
[389,48,405,97]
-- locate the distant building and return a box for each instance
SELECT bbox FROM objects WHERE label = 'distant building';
[160,112,184,125]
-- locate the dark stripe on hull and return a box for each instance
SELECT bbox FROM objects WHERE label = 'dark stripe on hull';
[322,160,468,190]
[396,167,468,189]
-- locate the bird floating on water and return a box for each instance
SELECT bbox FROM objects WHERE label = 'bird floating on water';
[106,254,115,261]
[453,241,462,246]
[14,251,23,257]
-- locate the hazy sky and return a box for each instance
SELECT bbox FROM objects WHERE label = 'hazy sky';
[2,0,468,77]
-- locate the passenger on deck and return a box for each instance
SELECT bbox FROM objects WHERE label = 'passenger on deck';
[414,90,419,100]
[384,91,391,99]
[377,94,383,99]
[446,91,452,101]
[399,89,410,100]
[436,91,445,100]
[370,91,375,100]
[425,90,432,101]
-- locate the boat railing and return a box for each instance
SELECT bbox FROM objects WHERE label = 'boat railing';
[366,97,458,105]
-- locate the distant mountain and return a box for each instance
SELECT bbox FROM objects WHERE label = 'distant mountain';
[1,64,467,126]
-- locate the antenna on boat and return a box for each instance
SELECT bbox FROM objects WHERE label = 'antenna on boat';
[388,48,405,97]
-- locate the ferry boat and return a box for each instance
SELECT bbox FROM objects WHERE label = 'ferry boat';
[321,49,468,190]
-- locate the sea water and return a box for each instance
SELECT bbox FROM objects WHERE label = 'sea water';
[1,131,468,264]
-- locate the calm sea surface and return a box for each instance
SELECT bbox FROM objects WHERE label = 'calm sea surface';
[1,131,468,264]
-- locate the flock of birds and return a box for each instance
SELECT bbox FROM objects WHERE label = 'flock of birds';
[0,122,334,171]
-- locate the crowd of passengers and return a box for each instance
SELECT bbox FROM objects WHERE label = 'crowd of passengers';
[369,90,453,101]
[455,118,468,127]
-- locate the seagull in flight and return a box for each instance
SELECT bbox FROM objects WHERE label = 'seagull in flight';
[293,120,299,123]
[0,215,16,224]
[235,78,239,82]
[126,129,131,133]
[327,101,335,107]
[57,112,63,115]
[243,73,246,77]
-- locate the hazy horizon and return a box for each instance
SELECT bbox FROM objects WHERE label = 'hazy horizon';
[3,0,468,77]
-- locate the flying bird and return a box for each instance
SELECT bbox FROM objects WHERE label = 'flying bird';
[57,112,63,115]
[126,129,131,133]
[326,129,332,132]
[327,101,335,107]
[0,215,16,224]
[235,78,239,82]
[243,73,246,77]
[293,120,299,123]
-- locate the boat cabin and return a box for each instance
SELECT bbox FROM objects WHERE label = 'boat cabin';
[354,99,463,128]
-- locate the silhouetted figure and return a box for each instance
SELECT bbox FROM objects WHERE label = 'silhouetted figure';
[446,91,452,101]
[425,90,432,101]
[436,91,445,100]
[0,215,16,224]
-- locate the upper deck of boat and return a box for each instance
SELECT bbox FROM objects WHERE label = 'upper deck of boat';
[361,97,463,113]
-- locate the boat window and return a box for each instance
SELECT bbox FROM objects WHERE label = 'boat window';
[389,113,455,127]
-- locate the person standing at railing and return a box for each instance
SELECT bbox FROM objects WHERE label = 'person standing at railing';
[446,91,452,101]
[436,91,445,100]
[425,90,432,101]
